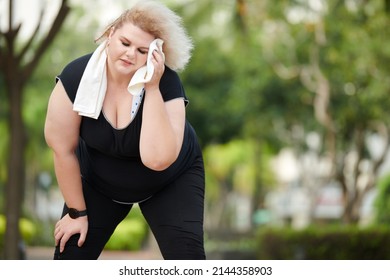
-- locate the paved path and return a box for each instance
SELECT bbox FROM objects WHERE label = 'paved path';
[25,246,163,260]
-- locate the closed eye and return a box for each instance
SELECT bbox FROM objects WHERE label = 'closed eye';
[138,49,148,55]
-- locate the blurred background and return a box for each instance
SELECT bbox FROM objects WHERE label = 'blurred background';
[1,0,390,260]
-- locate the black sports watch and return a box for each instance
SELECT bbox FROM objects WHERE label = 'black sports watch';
[68,208,87,219]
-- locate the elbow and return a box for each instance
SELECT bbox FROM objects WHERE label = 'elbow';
[139,139,181,171]
[44,120,58,150]
[44,127,54,150]
[44,128,61,153]
[141,154,176,171]
[44,126,77,157]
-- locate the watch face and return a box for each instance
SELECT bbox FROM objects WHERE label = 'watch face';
[68,208,79,219]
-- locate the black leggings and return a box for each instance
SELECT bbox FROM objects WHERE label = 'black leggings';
[53,157,205,260]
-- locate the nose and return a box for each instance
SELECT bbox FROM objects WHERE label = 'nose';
[126,46,136,58]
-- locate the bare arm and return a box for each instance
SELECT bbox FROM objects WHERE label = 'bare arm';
[45,80,84,209]
[140,49,185,171]
[140,93,185,171]
[44,80,87,252]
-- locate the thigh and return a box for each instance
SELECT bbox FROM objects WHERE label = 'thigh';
[54,180,132,260]
[140,157,206,260]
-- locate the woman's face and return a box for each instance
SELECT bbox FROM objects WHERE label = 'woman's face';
[106,22,155,79]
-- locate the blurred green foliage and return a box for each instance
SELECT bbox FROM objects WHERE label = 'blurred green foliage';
[105,219,148,251]
[256,226,390,259]
[374,174,390,224]
[2,0,390,250]
[105,206,148,251]
[0,215,38,251]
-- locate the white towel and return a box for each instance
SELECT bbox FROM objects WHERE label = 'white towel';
[128,38,164,95]
[73,41,108,119]
[73,38,164,119]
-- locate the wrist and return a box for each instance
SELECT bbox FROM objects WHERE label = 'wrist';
[68,208,87,219]
[144,83,160,93]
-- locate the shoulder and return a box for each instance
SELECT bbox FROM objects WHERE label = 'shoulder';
[59,53,92,80]
[159,66,188,102]
[56,53,93,102]
[161,66,180,84]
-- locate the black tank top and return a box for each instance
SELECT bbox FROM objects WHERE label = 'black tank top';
[57,53,201,203]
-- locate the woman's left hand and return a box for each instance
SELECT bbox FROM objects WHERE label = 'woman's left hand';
[147,49,165,89]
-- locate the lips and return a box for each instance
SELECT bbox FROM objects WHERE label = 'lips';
[120,58,133,66]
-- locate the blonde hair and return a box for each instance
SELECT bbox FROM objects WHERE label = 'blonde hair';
[96,0,193,71]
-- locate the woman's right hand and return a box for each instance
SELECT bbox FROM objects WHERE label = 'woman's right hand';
[54,214,88,253]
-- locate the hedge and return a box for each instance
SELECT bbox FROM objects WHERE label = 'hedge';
[256,226,390,259]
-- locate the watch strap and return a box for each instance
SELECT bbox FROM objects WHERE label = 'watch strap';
[68,208,87,219]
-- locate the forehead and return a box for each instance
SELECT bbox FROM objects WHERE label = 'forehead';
[114,22,155,45]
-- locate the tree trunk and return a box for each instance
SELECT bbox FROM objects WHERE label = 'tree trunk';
[4,81,27,259]
[385,0,390,14]
[1,0,70,259]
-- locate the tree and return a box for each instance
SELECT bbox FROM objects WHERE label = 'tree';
[179,0,316,228]
[0,0,70,259]
[374,173,390,225]
[254,0,390,223]
[203,139,275,231]
[182,0,390,226]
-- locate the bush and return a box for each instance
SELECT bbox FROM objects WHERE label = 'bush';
[0,215,38,252]
[104,218,148,251]
[205,230,257,259]
[256,226,390,259]
[103,205,148,251]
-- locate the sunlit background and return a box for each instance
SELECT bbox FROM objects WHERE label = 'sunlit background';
[2,0,390,259]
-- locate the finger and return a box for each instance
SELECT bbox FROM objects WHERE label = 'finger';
[153,50,163,63]
[78,232,87,248]
[54,231,62,246]
[54,225,60,234]
[151,52,159,64]
[151,55,164,73]
[60,234,70,253]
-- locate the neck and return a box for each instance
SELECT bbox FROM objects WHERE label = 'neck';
[106,63,133,89]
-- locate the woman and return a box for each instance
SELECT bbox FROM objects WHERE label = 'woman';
[44,0,205,260]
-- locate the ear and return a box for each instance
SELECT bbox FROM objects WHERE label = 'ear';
[108,26,115,39]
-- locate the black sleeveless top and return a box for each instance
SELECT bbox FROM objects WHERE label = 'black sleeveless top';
[57,53,201,203]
